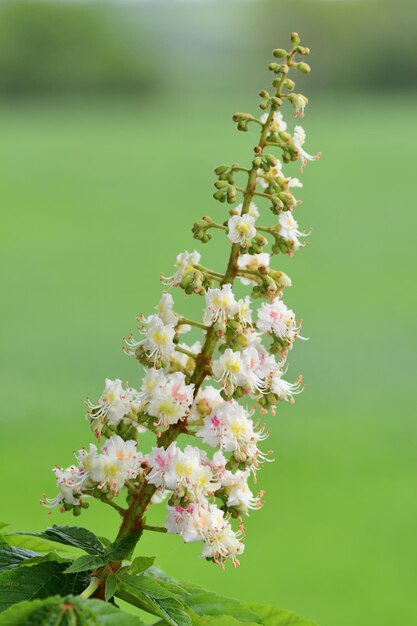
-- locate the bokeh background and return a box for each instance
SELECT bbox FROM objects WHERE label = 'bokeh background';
[1,1,416,625]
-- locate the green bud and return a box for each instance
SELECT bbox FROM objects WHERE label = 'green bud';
[259,89,269,98]
[282,150,291,163]
[63,502,73,511]
[259,100,269,111]
[280,64,289,75]
[279,131,291,143]
[291,32,301,46]
[273,48,286,58]
[73,506,81,517]
[272,79,280,88]
[297,46,310,55]
[213,189,226,201]
[268,63,279,72]
[214,165,229,175]
[284,78,295,90]
[81,501,90,509]
[297,62,311,74]
[214,180,228,189]
[270,96,282,109]
[252,156,262,168]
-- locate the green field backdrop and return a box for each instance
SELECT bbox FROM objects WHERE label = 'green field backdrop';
[0,2,417,626]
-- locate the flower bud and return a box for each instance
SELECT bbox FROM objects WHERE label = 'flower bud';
[280,64,289,75]
[252,156,262,168]
[284,78,295,90]
[297,62,311,74]
[259,100,269,111]
[291,32,301,45]
[268,63,279,72]
[273,48,286,58]
[214,164,229,175]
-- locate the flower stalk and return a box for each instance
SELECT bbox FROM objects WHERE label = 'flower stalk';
[43,32,319,576]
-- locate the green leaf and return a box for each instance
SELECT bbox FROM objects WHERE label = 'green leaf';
[104,531,142,562]
[119,573,184,600]
[147,569,259,623]
[0,562,86,612]
[13,525,105,555]
[4,534,74,555]
[64,553,106,574]
[0,594,146,625]
[105,573,117,602]
[0,546,39,573]
[0,525,8,532]
[245,603,317,626]
[129,556,155,575]
[117,574,191,626]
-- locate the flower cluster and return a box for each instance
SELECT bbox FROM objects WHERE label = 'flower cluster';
[44,35,318,569]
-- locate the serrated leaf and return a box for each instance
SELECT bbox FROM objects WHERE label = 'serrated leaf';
[105,573,117,602]
[0,562,86,612]
[0,594,146,625]
[5,534,74,555]
[0,546,39,573]
[117,577,191,626]
[13,525,104,555]
[129,556,155,575]
[147,569,259,623]
[245,603,317,626]
[64,553,106,574]
[119,573,183,600]
[104,530,142,562]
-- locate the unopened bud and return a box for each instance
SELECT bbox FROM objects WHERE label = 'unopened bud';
[214,165,229,175]
[273,48,286,58]
[284,78,295,90]
[268,63,279,72]
[291,32,301,45]
[297,62,311,74]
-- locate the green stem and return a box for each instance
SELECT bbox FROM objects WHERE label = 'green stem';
[175,346,198,359]
[177,317,209,330]
[142,524,168,533]
[80,577,101,599]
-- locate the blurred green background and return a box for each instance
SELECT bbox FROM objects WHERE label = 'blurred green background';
[0,1,416,625]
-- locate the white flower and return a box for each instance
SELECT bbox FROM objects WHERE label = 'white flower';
[162,250,201,286]
[232,202,259,220]
[289,93,308,117]
[156,292,177,326]
[146,371,194,428]
[212,349,246,390]
[227,214,256,245]
[90,436,140,494]
[138,369,167,406]
[293,125,320,170]
[188,385,226,423]
[43,466,85,508]
[256,297,298,342]
[237,253,270,286]
[130,315,176,363]
[198,504,245,567]
[86,378,133,427]
[237,296,252,327]
[197,401,267,468]
[269,364,303,402]
[278,211,306,251]
[204,284,239,324]
[165,504,203,543]
[146,442,179,488]
[261,110,287,132]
